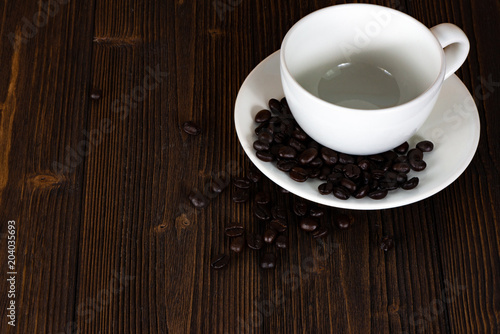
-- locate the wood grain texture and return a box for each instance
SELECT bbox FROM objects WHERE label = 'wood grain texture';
[0,0,499,333]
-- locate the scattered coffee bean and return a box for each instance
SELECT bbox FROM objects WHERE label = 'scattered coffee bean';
[368,189,388,200]
[339,153,355,164]
[255,191,271,205]
[354,185,370,199]
[278,146,297,159]
[270,218,288,232]
[253,204,271,220]
[253,140,270,151]
[333,186,350,200]
[312,226,329,239]
[258,131,274,144]
[335,213,352,230]
[275,235,288,249]
[309,207,324,218]
[230,236,245,253]
[260,253,277,269]
[298,148,318,165]
[256,151,274,162]
[318,182,334,195]
[380,236,395,251]
[182,121,202,136]
[233,177,251,189]
[289,167,308,182]
[90,88,102,100]
[408,148,424,161]
[225,223,244,237]
[277,160,297,172]
[321,147,338,165]
[232,188,249,203]
[417,140,434,152]
[410,159,427,171]
[263,228,278,244]
[392,162,411,173]
[211,176,230,193]
[189,190,208,208]
[271,205,287,220]
[247,234,263,250]
[402,177,419,190]
[269,99,281,114]
[299,217,319,232]
[255,109,271,123]
[293,199,308,216]
[394,142,409,154]
[211,254,230,269]
[247,166,262,183]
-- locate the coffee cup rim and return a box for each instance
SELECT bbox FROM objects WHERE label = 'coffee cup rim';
[280,3,446,114]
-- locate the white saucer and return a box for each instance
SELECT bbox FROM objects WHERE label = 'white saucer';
[234,51,480,210]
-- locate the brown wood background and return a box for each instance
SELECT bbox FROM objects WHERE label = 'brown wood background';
[0,0,499,333]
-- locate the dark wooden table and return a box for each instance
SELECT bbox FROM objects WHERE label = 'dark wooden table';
[1,0,499,333]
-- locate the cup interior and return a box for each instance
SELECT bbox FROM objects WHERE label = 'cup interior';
[282,4,444,109]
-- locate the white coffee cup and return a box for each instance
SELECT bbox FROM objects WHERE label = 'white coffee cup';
[280,4,469,155]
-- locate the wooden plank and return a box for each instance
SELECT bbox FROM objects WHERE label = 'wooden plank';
[0,1,95,333]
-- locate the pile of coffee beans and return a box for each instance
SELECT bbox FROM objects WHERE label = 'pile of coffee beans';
[252,98,434,200]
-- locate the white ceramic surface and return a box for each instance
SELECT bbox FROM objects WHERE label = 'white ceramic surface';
[234,51,480,210]
[280,4,470,155]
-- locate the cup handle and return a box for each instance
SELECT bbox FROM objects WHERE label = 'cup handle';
[430,23,470,80]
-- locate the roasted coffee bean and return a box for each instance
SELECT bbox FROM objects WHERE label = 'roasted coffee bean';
[320,147,338,165]
[307,140,320,150]
[182,121,202,136]
[255,123,268,135]
[258,131,274,144]
[248,166,262,183]
[309,207,324,218]
[392,162,410,173]
[318,182,334,195]
[211,176,230,193]
[380,236,395,251]
[275,235,288,249]
[371,169,385,180]
[312,226,329,238]
[189,190,208,208]
[339,153,355,164]
[357,159,371,171]
[360,171,372,185]
[270,218,288,232]
[309,157,324,168]
[368,189,388,200]
[247,234,263,250]
[333,186,350,200]
[225,223,244,237]
[380,175,398,191]
[340,178,357,193]
[402,177,419,190]
[211,254,229,269]
[289,167,308,182]
[253,140,270,151]
[233,177,251,189]
[319,167,331,180]
[308,168,321,178]
[382,150,398,162]
[253,204,271,220]
[369,154,385,162]
[394,142,409,154]
[410,159,427,171]
[230,236,245,253]
[328,172,343,184]
[289,138,306,152]
[255,109,272,123]
[396,172,408,184]
[232,188,249,203]
[264,228,278,244]
[271,205,287,220]
[380,160,393,172]
[335,213,352,229]
[292,129,308,141]
[344,164,361,179]
[260,253,277,269]
[270,144,284,156]
[278,146,297,159]
[298,148,318,165]
[293,199,308,216]
[269,116,281,125]
[90,88,102,100]
[417,140,434,152]
[277,160,297,172]
[354,185,370,199]
[394,156,408,163]
[408,148,424,161]
[256,150,274,162]
[273,132,287,144]
[269,98,281,114]
[255,191,271,205]
[281,97,290,114]
[300,217,319,232]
